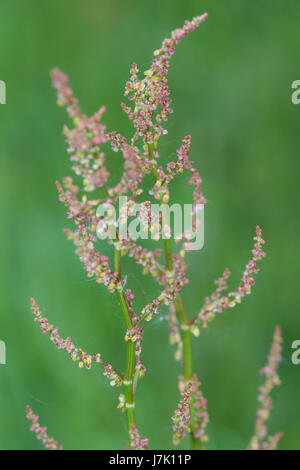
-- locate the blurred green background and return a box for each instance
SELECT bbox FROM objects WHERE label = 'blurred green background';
[0,0,299,450]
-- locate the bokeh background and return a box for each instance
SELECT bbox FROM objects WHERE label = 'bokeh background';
[1,0,299,450]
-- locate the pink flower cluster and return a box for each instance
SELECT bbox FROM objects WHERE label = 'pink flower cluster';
[149,135,206,251]
[192,226,266,327]
[63,227,121,293]
[30,298,122,386]
[51,69,109,193]
[49,18,210,336]
[191,374,209,442]
[25,406,63,450]
[56,177,100,227]
[107,132,145,197]
[122,14,208,145]
[129,424,149,450]
[172,374,208,446]
[248,326,283,450]
[151,135,206,208]
[26,13,283,451]
[140,254,188,322]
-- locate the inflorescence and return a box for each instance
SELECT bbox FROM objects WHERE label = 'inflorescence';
[26,13,283,451]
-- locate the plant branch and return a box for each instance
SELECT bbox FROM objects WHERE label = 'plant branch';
[102,187,137,447]
[114,252,137,447]
[148,143,201,450]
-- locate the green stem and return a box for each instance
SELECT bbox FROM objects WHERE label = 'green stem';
[96,185,136,446]
[100,186,137,447]
[148,143,201,450]
[113,246,136,447]
[114,246,121,283]
[101,186,110,199]
[163,238,173,272]
[174,295,201,450]
[124,339,136,432]
[116,288,132,330]
[148,142,159,180]
[115,297,136,447]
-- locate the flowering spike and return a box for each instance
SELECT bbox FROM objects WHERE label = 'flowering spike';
[172,374,209,446]
[25,406,63,450]
[248,326,283,450]
[25,13,285,451]
[29,298,122,386]
[192,226,266,327]
[123,15,208,145]
[51,68,82,120]
[51,69,109,193]
[129,424,149,450]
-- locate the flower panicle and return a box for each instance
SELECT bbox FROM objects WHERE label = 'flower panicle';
[140,256,188,323]
[151,135,206,206]
[172,374,209,446]
[261,432,284,450]
[107,132,146,197]
[29,298,122,386]
[248,326,283,450]
[129,424,149,450]
[51,68,82,120]
[56,177,101,227]
[192,226,266,327]
[44,15,280,452]
[62,227,121,293]
[51,69,109,193]
[140,283,178,323]
[123,14,208,146]
[123,241,163,282]
[25,406,63,450]
[172,381,192,445]
[191,374,209,442]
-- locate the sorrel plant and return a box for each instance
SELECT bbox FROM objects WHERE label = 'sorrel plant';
[26,14,283,450]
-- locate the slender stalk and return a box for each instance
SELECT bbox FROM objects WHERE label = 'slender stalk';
[116,287,132,330]
[102,186,137,447]
[174,295,201,450]
[114,246,137,446]
[163,239,173,272]
[124,339,136,431]
[114,246,121,283]
[148,142,159,181]
[101,186,110,199]
[148,143,201,450]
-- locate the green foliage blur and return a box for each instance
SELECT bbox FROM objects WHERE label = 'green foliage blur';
[0,0,299,450]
